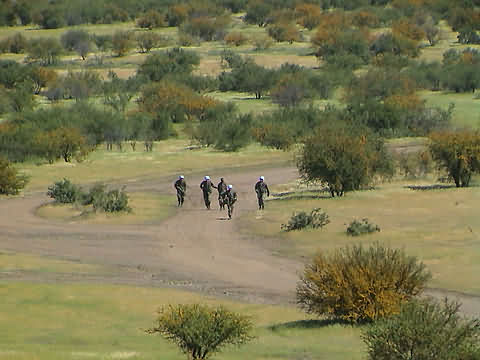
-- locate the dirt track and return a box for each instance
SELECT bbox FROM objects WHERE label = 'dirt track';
[1,165,479,316]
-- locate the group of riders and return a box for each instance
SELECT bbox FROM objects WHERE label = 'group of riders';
[174,175,270,219]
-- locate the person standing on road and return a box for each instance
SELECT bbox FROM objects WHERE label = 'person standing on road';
[255,176,270,210]
[174,175,186,207]
[213,177,228,210]
[200,175,213,209]
[225,184,237,219]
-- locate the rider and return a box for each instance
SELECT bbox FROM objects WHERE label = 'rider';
[174,175,186,207]
[254,176,270,210]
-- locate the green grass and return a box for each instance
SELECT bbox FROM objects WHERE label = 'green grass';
[420,90,480,129]
[0,251,108,275]
[16,140,293,191]
[0,282,364,360]
[36,192,176,225]
[240,179,480,296]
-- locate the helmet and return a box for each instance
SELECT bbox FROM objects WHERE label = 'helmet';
[179,175,184,179]
[259,176,264,181]
[220,177,224,181]
[205,176,210,180]
[227,184,233,190]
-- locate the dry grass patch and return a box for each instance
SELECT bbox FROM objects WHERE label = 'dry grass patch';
[240,179,480,295]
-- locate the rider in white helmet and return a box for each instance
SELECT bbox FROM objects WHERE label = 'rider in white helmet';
[225,184,237,219]
[174,175,186,207]
[200,175,213,209]
[255,176,270,210]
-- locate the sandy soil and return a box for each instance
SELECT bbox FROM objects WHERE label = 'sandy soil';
[0,165,479,317]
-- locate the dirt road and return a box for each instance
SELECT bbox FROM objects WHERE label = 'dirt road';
[0,165,479,316]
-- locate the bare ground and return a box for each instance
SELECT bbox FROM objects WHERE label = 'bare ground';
[0,166,479,317]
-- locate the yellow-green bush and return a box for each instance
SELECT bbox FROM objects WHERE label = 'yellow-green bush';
[147,304,253,360]
[297,243,431,323]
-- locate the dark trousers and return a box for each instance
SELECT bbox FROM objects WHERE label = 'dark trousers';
[177,191,184,206]
[227,203,234,218]
[203,191,211,209]
[257,194,265,209]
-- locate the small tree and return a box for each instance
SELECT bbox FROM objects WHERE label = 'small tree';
[0,156,28,195]
[297,243,431,323]
[111,31,133,57]
[429,130,480,187]
[362,298,480,360]
[146,304,254,360]
[26,37,63,66]
[298,124,393,197]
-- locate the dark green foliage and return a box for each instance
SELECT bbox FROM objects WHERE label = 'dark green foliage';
[0,33,28,54]
[111,30,134,57]
[298,123,393,197]
[60,29,90,51]
[362,298,480,360]
[47,178,81,204]
[26,37,63,66]
[458,27,480,44]
[0,60,29,88]
[212,113,252,151]
[0,156,28,195]
[92,186,131,213]
[281,208,330,231]
[194,104,252,151]
[219,57,274,99]
[78,183,106,206]
[137,48,200,82]
[47,178,130,212]
[297,243,431,323]
[34,7,66,29]
[147,304,254,360]
[346,218,380,236]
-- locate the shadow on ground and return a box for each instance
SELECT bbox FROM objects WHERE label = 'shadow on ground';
[405,184,455,191]
[271,189,331,201]
[269,318,351,331]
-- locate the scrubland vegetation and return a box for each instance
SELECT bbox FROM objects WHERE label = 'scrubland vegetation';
[2,0,480,359]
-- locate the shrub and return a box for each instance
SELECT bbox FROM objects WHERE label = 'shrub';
[252,35,273,50]
[92,186,131,213]
[47,178,81,204]
[224,32,248,46]
[146,304,254,360]
[282,208,330,231]
[78,183,106,206]
[362,298,480,360]
[429,130,480,187]
[297,243,431,323]
[0,156,28,195]
[298,124,393,197]
[346,218,380,236]
[396,150,433,179]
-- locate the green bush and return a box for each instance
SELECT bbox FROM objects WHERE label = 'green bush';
[297,243,431,323]
[281,208,330,231]
[346,218,380,236]
[92,186,131,213]
[363,298,480,360]
[147,304,254,360]
[78,183,106,206]
[0,156,28,195]
[46,178,81,203]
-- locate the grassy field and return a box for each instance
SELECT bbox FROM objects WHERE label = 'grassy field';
[0,280,364,360]
[240,178,480,296]
[16,140,293,192]
[420,90,480,129]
